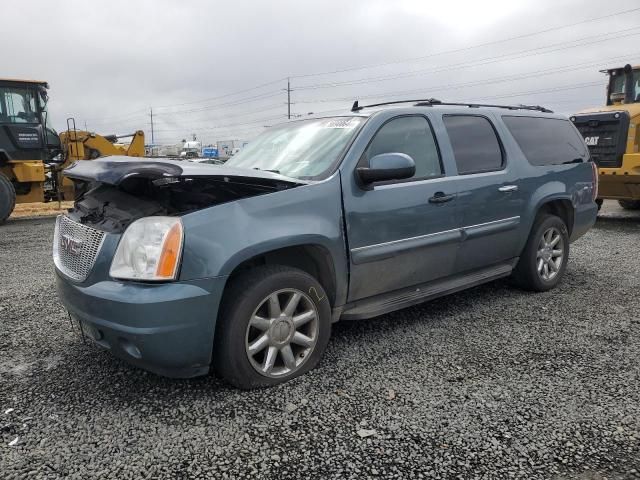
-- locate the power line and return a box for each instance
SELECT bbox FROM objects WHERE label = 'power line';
[294,51,640,105]
[459,81,602,102]
[151,113,287,132]
[152,77,286,110]
[76,7,640,129]
[84,87,284,124]
[83,108,149,124]
[289,6,640,79]
[154,102,285,128]
[294,27,640,91]
[85,94,283,129]
[153,90,282,116]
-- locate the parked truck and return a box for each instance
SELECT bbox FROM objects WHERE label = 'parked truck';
[572,63,640,209]
[180,140,202,159]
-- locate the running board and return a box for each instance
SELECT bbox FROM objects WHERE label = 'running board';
[340,261,516,321]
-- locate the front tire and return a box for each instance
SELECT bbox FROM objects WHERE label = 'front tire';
[214,265,331,389]
[0,173,16,224]
[512,214,569,292]
[618,199,640,210]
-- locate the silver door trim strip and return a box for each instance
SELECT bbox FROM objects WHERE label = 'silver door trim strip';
[351,216,521,254]
[350,227,461,253]
[463,216,520,231]
[350,227,462,265]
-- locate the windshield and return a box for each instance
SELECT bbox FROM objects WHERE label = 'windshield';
[0,86,40,124]
[225,116,365,179]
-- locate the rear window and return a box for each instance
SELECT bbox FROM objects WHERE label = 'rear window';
[442,115,504,175]
[502,116,589,166]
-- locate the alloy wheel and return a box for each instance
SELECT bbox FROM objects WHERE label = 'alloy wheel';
[536,227,564,281]
[245,288,319,378]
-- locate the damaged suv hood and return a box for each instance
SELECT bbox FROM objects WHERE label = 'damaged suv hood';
[63,156,311,233]
[63,155,309,188]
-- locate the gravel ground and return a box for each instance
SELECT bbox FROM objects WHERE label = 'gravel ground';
[1,202,639,479]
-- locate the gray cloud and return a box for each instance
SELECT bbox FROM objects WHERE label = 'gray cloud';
[5,0,639,144]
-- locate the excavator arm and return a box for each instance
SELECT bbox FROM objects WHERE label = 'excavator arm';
[60,130,145,164]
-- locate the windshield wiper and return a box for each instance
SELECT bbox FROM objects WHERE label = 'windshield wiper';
[562,158,584,164]
[253,167,281,174]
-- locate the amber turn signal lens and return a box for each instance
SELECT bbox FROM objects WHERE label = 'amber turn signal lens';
[156,222,183,279]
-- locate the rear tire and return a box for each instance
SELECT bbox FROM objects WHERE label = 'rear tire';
[213,265,332,389]
[0,173,16,224]
[512,214,569,292]
[618,199,640,210]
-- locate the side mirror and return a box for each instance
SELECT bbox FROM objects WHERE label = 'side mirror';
[356,152,416,184]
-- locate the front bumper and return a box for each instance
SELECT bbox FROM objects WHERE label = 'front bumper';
[56,271,228,378]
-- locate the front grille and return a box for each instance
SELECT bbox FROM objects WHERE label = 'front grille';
[572,111,630,168]
[53,215,106,282]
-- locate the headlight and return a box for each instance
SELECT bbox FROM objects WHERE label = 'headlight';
[110,217,184,281]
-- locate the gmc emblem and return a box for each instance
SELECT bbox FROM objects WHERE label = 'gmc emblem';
[584,136,599,146]
[61,234,82,255]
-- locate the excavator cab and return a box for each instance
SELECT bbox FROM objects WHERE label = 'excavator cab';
[0,79,61,162]
[0,79,64,221]
[0,79,146,223]
[605,64,640,105]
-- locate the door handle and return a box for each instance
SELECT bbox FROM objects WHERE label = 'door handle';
[428,192,455,204]
[498,185,518,193]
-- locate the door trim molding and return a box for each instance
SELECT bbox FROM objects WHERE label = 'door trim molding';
[350,228,462,265]
[350,216,520,265]
[462,216,520,240]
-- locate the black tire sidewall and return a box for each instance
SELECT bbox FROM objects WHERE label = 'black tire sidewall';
[516,214,569,292]
[618,199,640,210]
[214,266,331,389]
[0,173,16,223]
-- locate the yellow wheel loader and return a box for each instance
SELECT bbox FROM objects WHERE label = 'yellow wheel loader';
[571,64,640,210]
[0,78,145,223]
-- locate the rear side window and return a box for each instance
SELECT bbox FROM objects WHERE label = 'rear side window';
[364,116,442,180]
[443,115,503,175]
[502,116,589,166]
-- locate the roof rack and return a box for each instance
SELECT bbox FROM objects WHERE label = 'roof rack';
[350,98,553,113]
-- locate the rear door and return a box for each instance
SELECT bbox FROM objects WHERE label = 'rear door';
[343,114,462,301]
[440,114,525,273]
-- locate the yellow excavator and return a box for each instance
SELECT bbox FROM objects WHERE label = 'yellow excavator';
[571,64,640,209]
[0,78,145,223]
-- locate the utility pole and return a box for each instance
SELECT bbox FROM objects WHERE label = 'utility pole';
[287,77,291,120]
[150,107,155,144]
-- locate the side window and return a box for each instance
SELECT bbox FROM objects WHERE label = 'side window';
[443,115,503,175]
[502,116,589,166]
[364,116,442,181]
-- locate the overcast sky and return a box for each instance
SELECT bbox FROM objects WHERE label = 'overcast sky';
[4,0,640,145]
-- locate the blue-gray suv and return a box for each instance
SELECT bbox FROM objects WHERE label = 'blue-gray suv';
[54,99,598,389]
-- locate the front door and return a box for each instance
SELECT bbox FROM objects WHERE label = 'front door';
[343,115,461,301]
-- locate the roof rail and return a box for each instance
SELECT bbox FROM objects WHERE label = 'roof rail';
[350,98,553,113]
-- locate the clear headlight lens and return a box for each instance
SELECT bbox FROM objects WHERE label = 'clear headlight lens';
[110,217,184,281]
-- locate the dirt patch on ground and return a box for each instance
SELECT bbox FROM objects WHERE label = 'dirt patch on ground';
[10,202,73,219]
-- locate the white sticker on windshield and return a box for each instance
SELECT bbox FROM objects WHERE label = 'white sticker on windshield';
[322,118,358,129]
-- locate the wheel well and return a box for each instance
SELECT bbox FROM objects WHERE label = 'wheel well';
[538,199,574,235]
[227,245,337,305]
